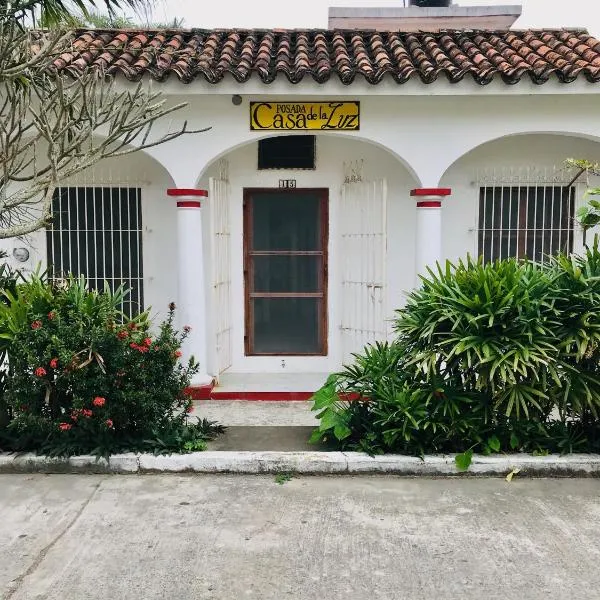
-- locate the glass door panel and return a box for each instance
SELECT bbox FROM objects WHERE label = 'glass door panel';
[245,190,327,355]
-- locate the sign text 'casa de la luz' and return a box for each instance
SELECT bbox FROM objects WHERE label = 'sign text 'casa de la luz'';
[250,102,360,131]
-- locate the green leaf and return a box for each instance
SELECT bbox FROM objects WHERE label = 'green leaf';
[487,435,501,453]
[308,429,324,445]
[311,379,337,411]
[510,433,520,450]
[455,449,473,472]
[318,408,340,432]
[333,423,352,440]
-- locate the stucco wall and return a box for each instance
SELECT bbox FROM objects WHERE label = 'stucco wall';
[7,87,600,374]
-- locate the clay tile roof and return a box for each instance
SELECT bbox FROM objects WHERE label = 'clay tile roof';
[48,28,600,85]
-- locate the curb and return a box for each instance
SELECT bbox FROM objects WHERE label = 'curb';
[1,451,600,476]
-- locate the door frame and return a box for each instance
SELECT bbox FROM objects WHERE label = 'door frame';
[243,187,329,356]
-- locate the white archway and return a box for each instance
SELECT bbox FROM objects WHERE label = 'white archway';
[192,133,422,375]
[192,130,423,188]
[438,132,600,263]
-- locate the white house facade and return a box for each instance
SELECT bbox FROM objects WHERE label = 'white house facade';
[7,24,600,398]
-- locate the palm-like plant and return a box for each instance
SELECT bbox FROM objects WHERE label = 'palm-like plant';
[2,0,147,25]
[313,246,600,456]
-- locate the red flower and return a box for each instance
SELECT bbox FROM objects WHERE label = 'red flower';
[127,322,137,331]
[59,423,72,431]
[71,409,80,421]
[183,325,191,333]
[31,320,42,330]
[174,350,183,358]
[82,409,93,418]
[143,337,152,347]
[105,419,114,429]
[34,367,46,377]
[49,358,58,369]
[92,396,106,407]
[117,330,128,340]
[47,312,56,320]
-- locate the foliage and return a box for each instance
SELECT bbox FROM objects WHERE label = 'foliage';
[312,244,600,459]
[3,0,146,27]
[67,10,185,28]
[577,196,600,245]
[566,158,600,245]
[0,0,206,238]
[0,251,21,428]
[0,274,223,456]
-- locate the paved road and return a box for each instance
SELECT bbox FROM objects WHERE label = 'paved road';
[1,475,599,600]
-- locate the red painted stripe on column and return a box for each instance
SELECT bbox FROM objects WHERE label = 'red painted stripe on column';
[416,201,442,208]
[177,200,202,208]
[410,188,451,197]
[167,189,208,197]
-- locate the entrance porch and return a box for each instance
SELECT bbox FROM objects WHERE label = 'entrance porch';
[184,134,425,389]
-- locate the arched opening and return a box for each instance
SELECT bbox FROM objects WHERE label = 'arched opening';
[194,133,420,377]
[439,133,600,264]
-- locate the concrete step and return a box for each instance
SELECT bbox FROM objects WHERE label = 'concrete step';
[192,400,318,427]
[206,426,321,452]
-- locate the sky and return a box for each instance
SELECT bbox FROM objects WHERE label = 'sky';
[147,0,600,36]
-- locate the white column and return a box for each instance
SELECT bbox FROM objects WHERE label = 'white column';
[411,188,451,285]
[168,188,213,387]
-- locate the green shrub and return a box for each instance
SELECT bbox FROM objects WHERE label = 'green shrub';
[0,254,21,429]
[0,275,222,456]
[312,242,600,456]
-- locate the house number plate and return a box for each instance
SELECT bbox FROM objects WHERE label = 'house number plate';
[279,179,297,188]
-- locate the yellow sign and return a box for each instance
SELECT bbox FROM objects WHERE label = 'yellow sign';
[250,102,360,131]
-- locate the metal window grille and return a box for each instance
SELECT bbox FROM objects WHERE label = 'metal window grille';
[46,187,144,317]
[478,185,575,263]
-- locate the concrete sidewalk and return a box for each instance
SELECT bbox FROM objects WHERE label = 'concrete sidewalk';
[1,475,600,600]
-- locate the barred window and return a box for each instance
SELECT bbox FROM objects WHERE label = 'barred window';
[478,186,575,263]
[46,187,144,317]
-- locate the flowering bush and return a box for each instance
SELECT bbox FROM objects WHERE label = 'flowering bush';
[0,275,222,456]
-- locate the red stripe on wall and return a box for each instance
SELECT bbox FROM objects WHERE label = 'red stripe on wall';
[410,188,452,197]
[416,201,442,208]
[176,201,202,208]
[167,189,209,197]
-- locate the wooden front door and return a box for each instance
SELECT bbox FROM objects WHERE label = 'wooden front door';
[243,189,328,355]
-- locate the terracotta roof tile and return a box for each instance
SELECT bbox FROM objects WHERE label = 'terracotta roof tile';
[48,28,600,85]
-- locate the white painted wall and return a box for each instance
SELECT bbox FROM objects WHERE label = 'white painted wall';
[7,85,600,376]
[144,94,600,193]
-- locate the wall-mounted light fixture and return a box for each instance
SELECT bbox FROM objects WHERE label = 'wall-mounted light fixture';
[231,94,242,106]
[12,247,29,262]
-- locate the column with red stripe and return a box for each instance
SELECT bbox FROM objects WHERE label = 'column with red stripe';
[410,188,452,286]
[167,188,213,387]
